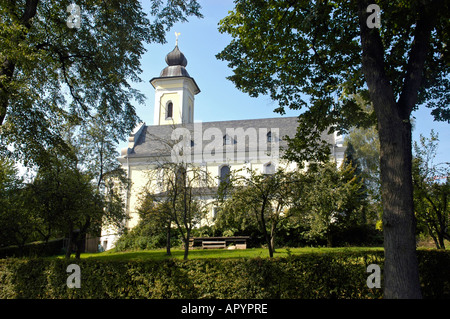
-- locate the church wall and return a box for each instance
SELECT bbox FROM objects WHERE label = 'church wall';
[122,159,283,231]
[158,92,181,125]
[127,166,152,229]
[153,78,198,126]
[106,44,347,249]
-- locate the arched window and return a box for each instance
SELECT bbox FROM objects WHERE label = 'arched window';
[212,207,218,221]
[223,134,232,145]
[267,131,272,142]
[263,162,275,175]
[166,102,173,119]
[219,165,230,184]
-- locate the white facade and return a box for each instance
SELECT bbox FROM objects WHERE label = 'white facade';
[151,77,199,126]
[100,45,345,250]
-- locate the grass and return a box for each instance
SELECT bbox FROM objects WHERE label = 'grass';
[72,246,385,261]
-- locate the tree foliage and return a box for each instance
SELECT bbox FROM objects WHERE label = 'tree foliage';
[218,167,297,257]
[217,0,449,146]
[343,123,382,226]
[0,0,202,166]
[295,161,368,247]
[27,152,104,258]
[413,131,450,249]
[0,141,128,258]
[217,0,449,298]
[145,161,212,260]
[0,157,35,249]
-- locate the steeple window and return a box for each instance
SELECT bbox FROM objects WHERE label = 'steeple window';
[166,102,173,119]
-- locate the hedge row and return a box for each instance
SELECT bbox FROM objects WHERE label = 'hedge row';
[0,250,448,299]
[0,238,66,259]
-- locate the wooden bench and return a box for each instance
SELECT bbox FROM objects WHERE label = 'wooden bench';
[202,241,226,249]
[189,236,250,250]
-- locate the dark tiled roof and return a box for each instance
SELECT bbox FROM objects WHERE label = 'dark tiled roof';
[122,116,335,159]
[159,45,190,78]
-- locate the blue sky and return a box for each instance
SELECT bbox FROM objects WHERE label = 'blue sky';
[122,0,449,165]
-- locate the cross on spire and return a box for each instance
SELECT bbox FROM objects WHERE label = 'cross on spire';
[175,32,181,46]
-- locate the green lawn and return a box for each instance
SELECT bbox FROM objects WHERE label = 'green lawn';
[74,246,385,261]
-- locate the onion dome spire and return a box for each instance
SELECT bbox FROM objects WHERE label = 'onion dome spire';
[160,32,190,77]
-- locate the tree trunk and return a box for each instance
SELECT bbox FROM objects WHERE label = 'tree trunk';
[258,200,273,258]
[357,0,432,298]
[326,232,333,248]
[378,117,422,299]
[264,223,273,258]
[166,220,172,256]
[65,228,73,259]
[266,235,274,258]
[270,235,275,254]
[183,228,190,260]
[437,235,445,250]
[75,218,91,259]
[75,233,83,259]
[270,222,277,254]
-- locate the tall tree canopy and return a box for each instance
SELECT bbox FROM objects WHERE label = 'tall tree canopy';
[0,0,202,166]
[412,131,450,250]
[217,0,449,298]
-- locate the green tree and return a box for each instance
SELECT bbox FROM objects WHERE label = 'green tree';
[344,125,380,200]
[412,131,450,249]
[75,114,130,237]
[344,126,381,224]
[29,153,104,259]
[137,192,173,256]
[217,0,449,298]
[77,114,124,188]
[213,199,261,243]
[219,167,297,257]
[113,193,178,254]
[0,157,36,250]
[295,161,367,247]
[0,0,202,166]
[146,161,211,260]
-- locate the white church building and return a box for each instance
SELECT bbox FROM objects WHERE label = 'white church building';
[99,44,345,251]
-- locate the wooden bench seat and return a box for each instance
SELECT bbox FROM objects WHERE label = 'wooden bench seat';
[190,236,250,250]
[202,241,226,249]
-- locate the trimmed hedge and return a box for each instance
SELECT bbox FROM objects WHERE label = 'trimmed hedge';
[0,250,448,299]
[0,238,66,259]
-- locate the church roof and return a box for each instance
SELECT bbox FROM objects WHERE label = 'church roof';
[150,44,200,94]
[159,45,190,77]
[121,116,336,160]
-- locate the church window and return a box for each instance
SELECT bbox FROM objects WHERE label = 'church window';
[219,165,230,184]
[166,102,173,119]
[263,162,275,175]
[212,207,218,221]
[267,131,272,142]
[223,134,233,145]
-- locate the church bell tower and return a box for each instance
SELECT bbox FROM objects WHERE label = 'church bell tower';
[150,35,200,126]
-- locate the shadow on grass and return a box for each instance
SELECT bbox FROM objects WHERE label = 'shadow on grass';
[54,247,385,261]
[80,247,273,261]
